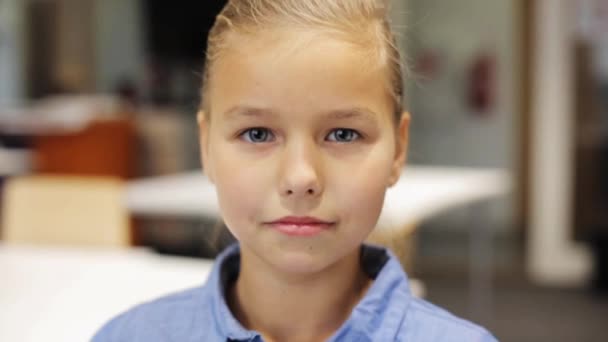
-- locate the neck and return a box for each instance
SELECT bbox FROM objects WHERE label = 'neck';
[227,245,371,342]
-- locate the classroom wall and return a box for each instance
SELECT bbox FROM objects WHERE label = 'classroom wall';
[94,0,146,93]
[397,0,518,233]
[0,0,26,108]
[404,0,517,169]
[0,0,145,100]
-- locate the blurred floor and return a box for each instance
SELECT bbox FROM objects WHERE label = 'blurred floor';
[416,227,608,342]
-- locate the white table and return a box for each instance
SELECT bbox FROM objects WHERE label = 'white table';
[126,166,511,229]
[0,95,120,135]
[0,244,213,342]
[0,244,425,342]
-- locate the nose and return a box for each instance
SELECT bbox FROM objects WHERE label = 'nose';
[278,138,323,198]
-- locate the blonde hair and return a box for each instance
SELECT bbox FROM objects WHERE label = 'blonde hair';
[200,0,405,122]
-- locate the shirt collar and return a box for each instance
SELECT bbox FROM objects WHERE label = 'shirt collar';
[205,243,259,341]
[201,243,413,341]
[329,245,413,341]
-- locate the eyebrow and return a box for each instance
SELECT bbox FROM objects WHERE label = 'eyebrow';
[223,106,380,124]
[223,106,277,120]
[325,108,379,124]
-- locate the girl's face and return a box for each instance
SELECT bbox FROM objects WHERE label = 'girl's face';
[199,31,409,275]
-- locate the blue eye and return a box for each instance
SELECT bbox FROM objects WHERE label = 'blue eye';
[327,129,361,143]
[240,128,274,143]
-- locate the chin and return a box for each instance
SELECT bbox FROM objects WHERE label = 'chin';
[270,248,335,275]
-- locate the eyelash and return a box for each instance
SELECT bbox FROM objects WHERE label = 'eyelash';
[238,128,362,143]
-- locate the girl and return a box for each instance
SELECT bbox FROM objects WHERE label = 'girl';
[94,1,497,341]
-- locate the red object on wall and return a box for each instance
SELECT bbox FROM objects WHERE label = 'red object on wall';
[468,53,496,114]
[415,50,441,79]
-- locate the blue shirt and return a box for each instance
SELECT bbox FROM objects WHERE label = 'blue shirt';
[93,243,498,341]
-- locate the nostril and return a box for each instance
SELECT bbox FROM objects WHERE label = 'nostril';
[284,188,317,196]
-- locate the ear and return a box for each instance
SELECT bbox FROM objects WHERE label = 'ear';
[387,112,410,187]
[197,111,215,184]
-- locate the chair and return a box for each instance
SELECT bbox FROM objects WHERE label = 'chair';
[33,118,136,179]
[1,175,130,247]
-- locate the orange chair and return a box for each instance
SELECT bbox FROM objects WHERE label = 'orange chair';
[33,118,136,179]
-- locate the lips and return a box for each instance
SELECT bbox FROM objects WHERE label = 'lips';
[268,216,332,225]
[265,216,335,237]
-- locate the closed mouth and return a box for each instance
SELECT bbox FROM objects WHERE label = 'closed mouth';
[265,217,335,237]
[266,216,334,226]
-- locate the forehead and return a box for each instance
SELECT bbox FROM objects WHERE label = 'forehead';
[207,30,394,121]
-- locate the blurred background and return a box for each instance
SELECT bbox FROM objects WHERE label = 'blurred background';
[1,0,608,341]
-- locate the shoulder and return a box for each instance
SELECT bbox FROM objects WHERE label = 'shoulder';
[399,297,498,341]
[92,286,213,342]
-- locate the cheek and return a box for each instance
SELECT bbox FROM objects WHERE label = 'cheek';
[210,146,270,237]
[331,146,394,230]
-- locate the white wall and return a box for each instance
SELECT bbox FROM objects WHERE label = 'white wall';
[528,0,592,286]
[405,0,517,169]
[0,0,26,108]
[398,0,517,233]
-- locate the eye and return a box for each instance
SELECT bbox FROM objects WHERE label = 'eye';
[326,128,361,143]
[240,127,275,143]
